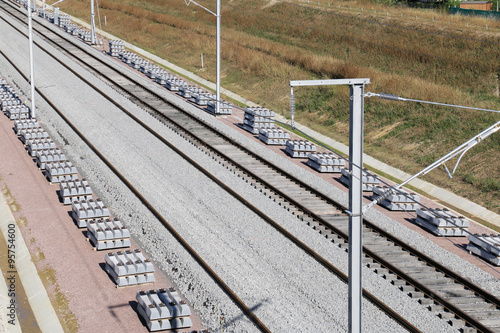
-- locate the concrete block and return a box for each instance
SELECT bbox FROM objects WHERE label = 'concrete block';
[206,101,232,115]
[72,198,110,228]
[104,249,155,287]
[416,208,470,228]
[414,217,467,237]
[339,168,381,191]
[27,138,56,156]
[46,161,78,183]
[36,149,67,170]
[14,119,40,134]
[468,234,500,256]
[59,179,93,204]
[466,241,500,266]
[136,288,193,331]
[307,153,346,173]
[87,218,131,250]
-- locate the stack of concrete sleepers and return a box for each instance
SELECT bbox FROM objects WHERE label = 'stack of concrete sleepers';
[415,208,469,237]
[177,85,197,99]
[136,288,192,331]
[72,198,110,228]
[86,218,131,250]
[64,23,78,35]
[165,79,186,92]
[258,128,290,145]
[46,161,78,183]
[19,127,49,144]
[467,234,500,266]
[119,52,135,65]
[339,168,381,191]
[1,97,20,112]
[27,138,56,157]
[35,148,67,170]
[243,107,275,134]
[58,14,70,27]
[108,40,125,57]
[190,92,214,106]
[14,119,40,134]
[307,153,345,173]
[285,140,317,158]
[6,106,30,120]
[105,249,155,287]
[372,186,420,211]
[59,179,93,205]
[139,62,156,75]
[206,100,232,115]
[155,73,176,85]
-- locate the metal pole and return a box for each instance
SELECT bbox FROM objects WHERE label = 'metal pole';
[348,83,365,333]
[28,0,36,119]
[90,0,96,44]
[216,0,220,114]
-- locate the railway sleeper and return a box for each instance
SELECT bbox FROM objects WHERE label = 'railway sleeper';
[464,310,500,320]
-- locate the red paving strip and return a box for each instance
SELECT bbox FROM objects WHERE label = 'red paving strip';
[0,112,205,331]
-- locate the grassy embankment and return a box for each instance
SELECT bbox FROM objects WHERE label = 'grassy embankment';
[58,0,500,216]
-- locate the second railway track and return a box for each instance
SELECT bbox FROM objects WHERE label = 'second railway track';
[1,1,500,331]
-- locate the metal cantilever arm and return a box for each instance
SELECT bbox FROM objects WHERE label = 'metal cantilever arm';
[363,119,500,213]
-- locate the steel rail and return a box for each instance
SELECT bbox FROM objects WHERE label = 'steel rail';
[2,2,499,331]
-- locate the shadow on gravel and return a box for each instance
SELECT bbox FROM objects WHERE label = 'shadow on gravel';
[222,300,268,329]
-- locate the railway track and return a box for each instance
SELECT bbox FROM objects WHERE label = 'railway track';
[1,1,499,332]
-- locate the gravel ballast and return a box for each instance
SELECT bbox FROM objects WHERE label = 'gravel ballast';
[0,10,496,332]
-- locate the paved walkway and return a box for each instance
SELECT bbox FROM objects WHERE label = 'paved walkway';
[0,193,63,333]
[51,8,500,228]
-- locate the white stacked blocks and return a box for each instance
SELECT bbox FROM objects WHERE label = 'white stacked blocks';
[467,234,500,266]
[285,140,317,158]
[108,40,125,57]
[177,85,196,99]
[136,288,192,331]
[14,119,40,134]
[105,249,155,287]
[415,208,469,237]
[27,138,56,157]
[46,161,78,183]
[243,107,275,134]
[87,218,131,250]
[19,128,50,144]
[307,153,345,173]
[258,128,290,145]
[206,101,232,115]
[190,92,214,106]
[6,106,30,120]
[155,73,175,85]
[372,186,420,211]
[59,179,92,205]
[165,79,186,92]
[339,168,381,191]
[72,198,110,228]
[36,148,67,170]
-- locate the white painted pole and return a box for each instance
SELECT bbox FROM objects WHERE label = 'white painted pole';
[348,83,365,333]
[216,0,221,114]
[90,0,96,44]
[28,0,36,119]
[201,53,204,69]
